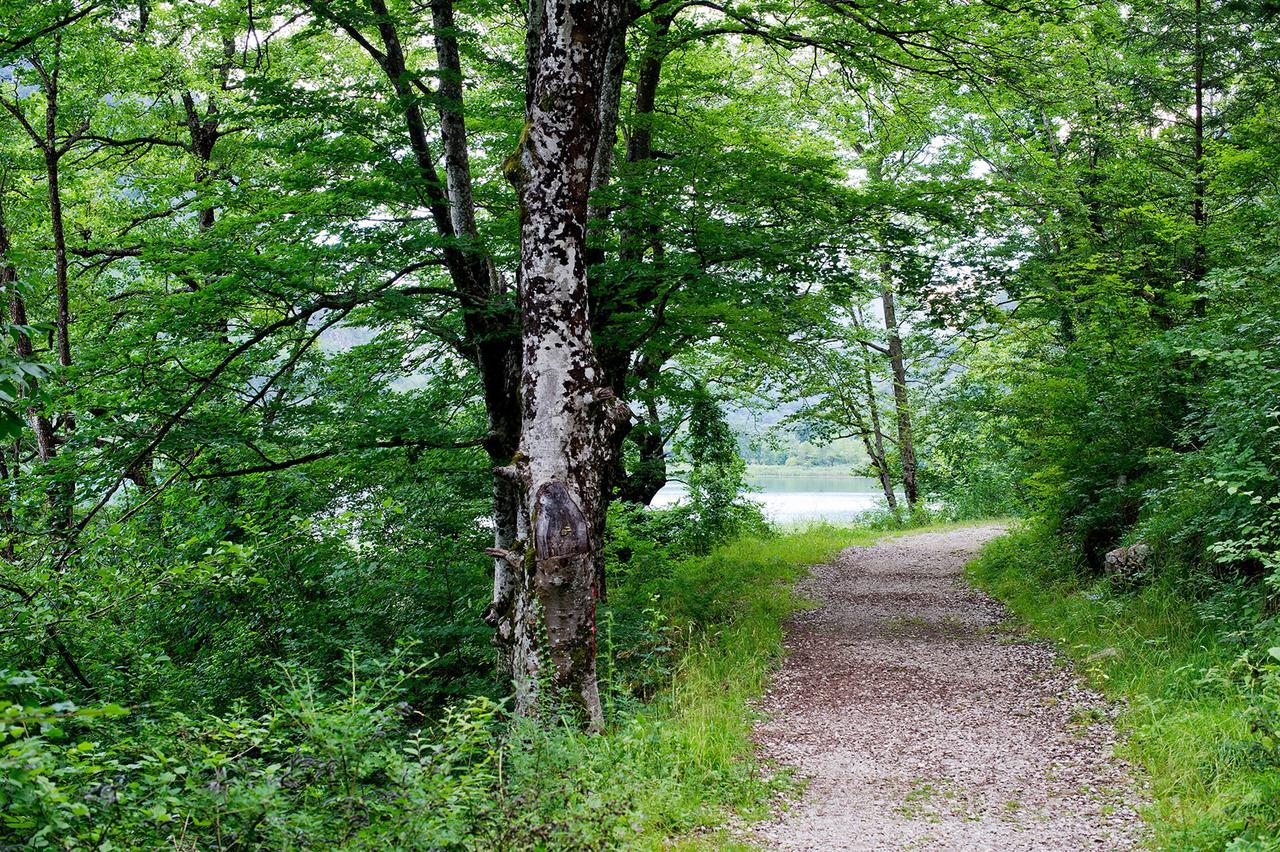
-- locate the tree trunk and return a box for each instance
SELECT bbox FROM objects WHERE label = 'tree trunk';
[880,283,917,508]
[614,370,667,505]
[867,154,916,508]
[1190,0,1207,315]
[1,195,71,554]
[45,147,71,372]
[1,209,58,475]
[339,0,525,682]
[589,9,674,542]
[858,339,897,510]
[30,55,77,534]
[432,0,479,240]
[505,0,630,731]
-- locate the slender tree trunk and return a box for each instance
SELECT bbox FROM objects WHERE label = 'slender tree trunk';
[867,155,917,507]
[35,58,73,371]
[432,0,478,240]
[0,455,14,563]
[424,0,527,681]
[1,194,87,688]
[858,342,897,510]
[614,364,667,505]
[27,55,78,534]
[45,150,71,372]
[1190,0,1207,315]
[589,9,673,560]
[587,16,628,228]
[880,283,917,508]
[338,0,525,681]
[1,148,70,534]
[505,0,630,730]
[0,202,57,469]
[7,293,57,466]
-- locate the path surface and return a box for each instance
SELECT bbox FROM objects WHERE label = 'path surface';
[749,525,1145,851]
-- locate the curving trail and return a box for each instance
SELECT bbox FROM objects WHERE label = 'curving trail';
[749,525,1145,851]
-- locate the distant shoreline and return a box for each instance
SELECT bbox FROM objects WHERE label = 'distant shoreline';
[746,464,867,478]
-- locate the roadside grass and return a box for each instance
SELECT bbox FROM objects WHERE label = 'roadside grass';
[509,517,1002,849]
[599,517,986,847]
[968,523,1280,850]
[603,522,884,846]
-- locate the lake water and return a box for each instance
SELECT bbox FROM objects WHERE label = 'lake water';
[650,468,890,525]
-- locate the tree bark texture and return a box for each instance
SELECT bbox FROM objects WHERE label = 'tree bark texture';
[506,0,630,730]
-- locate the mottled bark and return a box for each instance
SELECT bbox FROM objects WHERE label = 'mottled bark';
[506,0,630,730]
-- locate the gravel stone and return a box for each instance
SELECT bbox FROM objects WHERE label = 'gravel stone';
[746,525,1146,851]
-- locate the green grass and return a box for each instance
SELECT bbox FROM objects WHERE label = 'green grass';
[615,522,884,847]
[968,524,1280,850]
[608,520,991,847]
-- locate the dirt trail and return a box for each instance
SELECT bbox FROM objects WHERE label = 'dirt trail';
[749,525,1145,851]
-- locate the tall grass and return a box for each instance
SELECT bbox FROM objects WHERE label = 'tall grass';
[608,523,882,844]
[969,524,1280,850]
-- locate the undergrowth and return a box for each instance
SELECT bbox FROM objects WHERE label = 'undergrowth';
[969,523,1280,851]
[3,521,891,849]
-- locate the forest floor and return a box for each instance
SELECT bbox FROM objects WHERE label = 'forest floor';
[745,525,1147,850]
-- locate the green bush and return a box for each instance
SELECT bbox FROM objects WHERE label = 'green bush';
[3,522,879,849]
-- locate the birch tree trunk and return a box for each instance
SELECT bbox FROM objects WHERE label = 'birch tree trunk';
[504,0,630,731]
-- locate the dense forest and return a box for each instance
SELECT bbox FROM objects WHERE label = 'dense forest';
[2,0,1279,848]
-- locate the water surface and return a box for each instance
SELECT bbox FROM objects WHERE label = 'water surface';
[650,468,890,525]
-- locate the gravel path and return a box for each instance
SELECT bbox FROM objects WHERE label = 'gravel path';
[748,525,1145,851]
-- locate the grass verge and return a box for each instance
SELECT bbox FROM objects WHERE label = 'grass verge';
[968,523,1280,850]
[588,522,884,848]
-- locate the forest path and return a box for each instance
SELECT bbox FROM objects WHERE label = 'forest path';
[747,525,1145,851]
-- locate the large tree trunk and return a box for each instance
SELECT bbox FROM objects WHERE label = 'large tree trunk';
[504,0,630,731]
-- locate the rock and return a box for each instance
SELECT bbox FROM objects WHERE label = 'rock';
[1103,543,1151,584]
